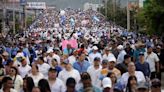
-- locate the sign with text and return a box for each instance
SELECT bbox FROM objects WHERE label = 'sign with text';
[26,2,46,10]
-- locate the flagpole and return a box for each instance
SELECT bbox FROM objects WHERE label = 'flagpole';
[13,1,16,34]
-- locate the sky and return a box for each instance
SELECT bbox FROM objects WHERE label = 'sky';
[26,0,128,9]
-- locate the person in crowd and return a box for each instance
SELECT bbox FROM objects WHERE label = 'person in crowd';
[102,47,115,60]
[120,62,145,86]
[125,76,137,92]
[9,67,23,92]
[63,44,74,56]
[47,68,66,92]
[50,58,62,74]
[28,64,44,86]
[1,51,10,65]
[32,87,41,92]
[58,60,81,86]
[78,72,101,92]
[151,78,161,92]
[87,57,102,88]
[144,46,159,79]
[117,45,127,64]
[18,57,31,78]
[102,77,112,92]
[73,53,90,74]
[37,56,50,77]
[68,50,78,65]
[135,52,151,78]
[38,79,51,92]
[89,46,102,64]
[116,54,131,74]
[22,77,35,92]
[108,57,121,79]
[107,72,117,88]
[136,82,149,92]
[125,43,134,58]
[0,76,17,92]
[66,77,77,92]
[0,56,4,81]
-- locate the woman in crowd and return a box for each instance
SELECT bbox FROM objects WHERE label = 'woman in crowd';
[38,79,51,92]
[28,64,44,86]
[9,66,23,92]
[125,76,137,92]
[22,77,35,92]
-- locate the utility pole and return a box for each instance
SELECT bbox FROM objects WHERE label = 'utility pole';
[105,0,108,17]
[127,0,130,31]
[13,1,16,34]
[2,0,6,32]
[113,0,116,23]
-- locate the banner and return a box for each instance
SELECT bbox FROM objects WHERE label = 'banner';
[62,39,78,50]
[26,2,46,10]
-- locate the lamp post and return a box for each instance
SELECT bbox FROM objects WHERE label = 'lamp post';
[12,1,16,34]
[127,0,130,31]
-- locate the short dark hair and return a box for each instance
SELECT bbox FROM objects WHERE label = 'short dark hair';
[81,72,91,81]
[48,68,57,72]
[66,77,76,86]
[2,76,12,84]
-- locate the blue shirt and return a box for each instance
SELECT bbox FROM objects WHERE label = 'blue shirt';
[73,60,90,74]
[135,61,151,77]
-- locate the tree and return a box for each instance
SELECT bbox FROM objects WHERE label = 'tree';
[137,0,164,35]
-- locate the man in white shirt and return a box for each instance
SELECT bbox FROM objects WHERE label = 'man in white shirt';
[37,56,50,77]
[87,57,102,88]
[145,46,159,79]
[102,47,115,60]
[68,50,78,65]
[47,48,60,65]
[48,68,66,92]
[89,46,102,64]
[117,45,127,64]
[120,62,146,86]
[58,61,81,87]
[18,58,31,78]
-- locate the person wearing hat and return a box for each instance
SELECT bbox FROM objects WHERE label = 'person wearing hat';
[136,82,149,92]
[87,57,102,88]
[145,46,160,79]
[47,68,66,92]
[2,51,9,65]
[89,46,102,64]
[108,56,121,79]
[135,52,151,78]
[102,47,115,61]
[102,77,112,92]
[117,45,127,64]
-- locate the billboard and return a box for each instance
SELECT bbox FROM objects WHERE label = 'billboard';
[26,2,46,10]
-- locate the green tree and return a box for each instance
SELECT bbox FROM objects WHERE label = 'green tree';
[137,0,164,35]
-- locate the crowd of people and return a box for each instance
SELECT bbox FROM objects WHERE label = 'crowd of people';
[0,8,163,92]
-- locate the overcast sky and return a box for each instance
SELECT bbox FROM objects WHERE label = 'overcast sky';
[27,0,128,9]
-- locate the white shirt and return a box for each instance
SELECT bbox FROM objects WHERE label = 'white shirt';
[38,63,50,77]
[89,52,102,64]
[68,55,77,65]
[120,71,146,86]
[103,53,115,60]
[145,52,159,72]
[11,75,23,92]
[117,50,127,64]
[58,69,81,85]
[18,64,31,78]
[48,78,66,92]
[28,72,44,86]
[0,88,17,92]
[87,65,102,88]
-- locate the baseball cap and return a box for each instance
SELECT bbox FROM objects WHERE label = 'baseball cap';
[47,49,53,53]
[94,57,100,61]
[139,52,144,56]
[92,46,98,50]
[117,45,124,50]
[108,56,116,63]
[2,51,9,56]
[137,82,149,90]
[102,77,112,88]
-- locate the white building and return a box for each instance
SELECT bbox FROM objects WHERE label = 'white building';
[83,2,102,11]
